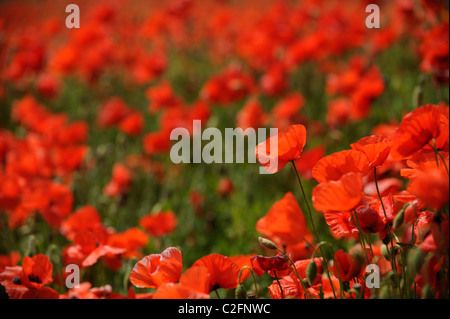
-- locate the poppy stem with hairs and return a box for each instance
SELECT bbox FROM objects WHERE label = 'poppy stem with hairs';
[239,266,259,299]
[290,160,337,299]
[273,271,284,298]
[373,167,397,273]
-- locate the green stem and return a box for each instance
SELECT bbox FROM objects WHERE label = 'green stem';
[374,167,397,273]
[291,161,337,299]
[273,271,284,299]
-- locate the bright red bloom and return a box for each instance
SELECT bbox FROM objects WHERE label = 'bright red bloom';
[256,124,307,173]
[191,254,240,291]
[293,145,325,181]
[256,192,308,246]
[390,105,442,160]
[350,135,391,168]
[312,149,370,183]
[153,266,210,299]
[312,172,364,212]
[130,247,183,289]
[333,249,364,282]
[21,254,53,289]
[250,254,290,277]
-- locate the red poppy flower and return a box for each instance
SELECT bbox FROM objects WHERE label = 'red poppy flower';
[325,211,358,240]
[353,205,386,235]
[332,249,363,282]
[191,254,240,291]
[21,254,53,289]
[60,205,103,240]
[312,172,364,212]
[139,211,177,237]
[390,104,442,160]
[130,247,183,288]
[256,192,308,246]
[236,99,269,131]
[118,111,144,137]
[216,177,234,197]
[312,149,369,183]
[143,130,172,155]
[350,135,391,168]
[0,252,20,273]
[107,228,149,259]
[250,254,290,277]
[256,124,307,173]
[293,145,325,180]
[97,97,131,128]
[153,266,210,299]
[407,167,449,211]
[229,254,255,282]
[103,163,132,198]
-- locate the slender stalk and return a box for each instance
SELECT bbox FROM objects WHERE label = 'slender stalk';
[374,167,397,273]
[275,247,310,299]
[273,271,284,299]
[291,161,337,299]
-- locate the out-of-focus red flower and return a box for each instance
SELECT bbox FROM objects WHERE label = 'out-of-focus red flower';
[146,81,182,114]
[118,111,144,137]
[0,252,21,273]
[36,73,61,99]
[143,130,172,155]
[216,177,234,197]
[97,97,132,128]
[139,211,177,237]
[272,93,305,129]
[235,99,269,131]
[103,163,132,198]
[201,67,255,105]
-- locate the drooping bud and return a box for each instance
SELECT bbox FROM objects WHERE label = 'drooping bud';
[409,248,426,274]
[306,260,317,285]
[258,237,278,250]
[235,284,247,299]
[381,244,390,260]
[379,286,391,299]
[393,208,405,229]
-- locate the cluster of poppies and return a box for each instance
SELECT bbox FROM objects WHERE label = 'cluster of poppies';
[0,0,449,299]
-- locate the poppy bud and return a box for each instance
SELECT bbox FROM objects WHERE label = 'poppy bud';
[352,283,362,295]
[409,248,426,274]
[379,286,391,299]
[306,260,317,285]
[258,237,278,250]
[247,292,256,299]
[235,284,247,299]
[381,244,390,260]
[393,207,405,229]
[422,285,434,299]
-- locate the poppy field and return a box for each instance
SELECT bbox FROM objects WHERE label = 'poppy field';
[0,0,449,301]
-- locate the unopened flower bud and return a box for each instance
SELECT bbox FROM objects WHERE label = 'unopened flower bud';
[258,237,278,250]
[235,284,247,299]
[306,260,317,285]
[393,208,405,229]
